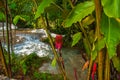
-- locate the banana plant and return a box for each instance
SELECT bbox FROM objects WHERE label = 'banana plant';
[63,0,120,80]
[34,0,120,80]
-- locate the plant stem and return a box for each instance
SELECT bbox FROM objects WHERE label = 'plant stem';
[94,0,102,80]
[4,0,11,77]
[98,50,103,80]
[44,13,67,80]
[7,5,14,53]
[87,58,93,80]
[79,22,92,52]
[52,2,64,12]
[104,52,110,80]
[0,40,9,77]
[94,0,102,41]
[2,22,5,43]
[68,0,74,9]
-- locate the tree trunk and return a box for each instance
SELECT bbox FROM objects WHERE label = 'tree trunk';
[2,22,5,43]
[0,40,9,76]
[4,0,11,77]
[7,5,14,53]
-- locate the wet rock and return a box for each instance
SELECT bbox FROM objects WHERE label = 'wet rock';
[0,75,17,80]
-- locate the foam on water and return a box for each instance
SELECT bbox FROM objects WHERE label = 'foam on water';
[13,34,51,57]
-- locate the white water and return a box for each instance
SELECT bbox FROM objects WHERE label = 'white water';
[13,34,51,57]
[0,22,17,30]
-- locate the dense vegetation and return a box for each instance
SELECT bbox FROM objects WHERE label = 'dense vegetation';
[0,0,120,80]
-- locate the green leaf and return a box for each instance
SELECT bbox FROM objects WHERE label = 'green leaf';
[72,32,82,47]
[83,38,91,56]
[0,12,5,20]
[101,0,120,18]
[22,63,28,75]
[13,15,21,25]
[21,15,30,21]
[101,13,120,59]
[35,0,54,19]
[91,38,106,60]
[51,57,56,67]
[82,15,95,27]
[64,1,95,27]
[13,15,30,25]
[20,60,28,75]
[9,2,16,9]
[112,56,120,72]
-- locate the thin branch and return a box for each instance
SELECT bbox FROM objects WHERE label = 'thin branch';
[4,0,12,77]
[44,13,67,80]
[51,2,64,12]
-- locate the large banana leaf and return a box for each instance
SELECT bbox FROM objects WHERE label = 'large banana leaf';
[64,1,95,27]
[101,14,120,59]
[112,56,120,72]
[101,0,120,18]
[34,0,54,19]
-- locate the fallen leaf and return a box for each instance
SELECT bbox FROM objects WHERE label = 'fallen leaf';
[82,60,89,71]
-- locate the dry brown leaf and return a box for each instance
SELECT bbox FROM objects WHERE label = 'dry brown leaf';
[82,60,89,71]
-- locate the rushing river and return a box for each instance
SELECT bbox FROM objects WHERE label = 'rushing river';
[13,34,51,57]
[0,29,88,80]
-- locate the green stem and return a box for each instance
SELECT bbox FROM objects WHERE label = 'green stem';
[68,0,74,9]
[98,50,103,80]
[94,0,102,80]
[87,58,93,80]
[104,51,110,80]
[52,2,64,12]
[79,22,92,51]
[44,13,67,80]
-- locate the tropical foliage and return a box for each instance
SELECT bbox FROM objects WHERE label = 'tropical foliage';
[0,0,120,79]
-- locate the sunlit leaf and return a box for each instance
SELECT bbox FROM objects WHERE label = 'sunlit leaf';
[72,32,82,47]
[35,0,54,19]
[101,13,120,59]
[101,0,120,18]
[13,15,30,25]
[82,15,95,27]
[51,57,56,67]
[116,18,120,23]
[112,56,120,72]
[0,12,5,20]
[13,15,21,25]
[21,15,30,21]
[64,1,95,27]
[91,38,106,60]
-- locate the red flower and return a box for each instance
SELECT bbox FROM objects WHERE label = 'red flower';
[55,35,63,50]
[91,62,97,80]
